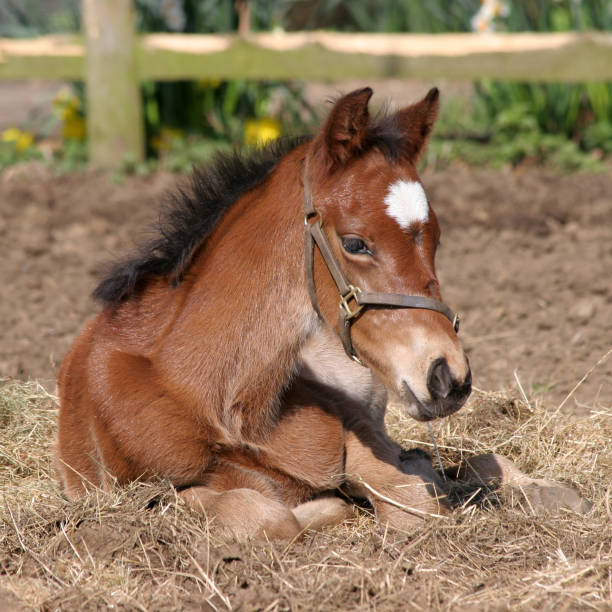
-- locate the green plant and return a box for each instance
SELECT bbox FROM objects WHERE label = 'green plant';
[429,93,605,171]
[142,78,315,157]
[0,0,80,37]
[135,1,316,157]
[282,0,480,32]
[470,1,612,160]
[0,137,42,171]
[475,81,612,143]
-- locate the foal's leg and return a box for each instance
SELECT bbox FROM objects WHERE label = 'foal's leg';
[58,342,218,495]
[180,486,353,540]
[291,496,354,531]
[199,404,354,536]
[344,429,449,530]
[179,486,302,541]
[445,453,592,514]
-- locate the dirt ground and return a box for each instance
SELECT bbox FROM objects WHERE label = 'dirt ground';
[1,160,611,611]
[1,161,610,410]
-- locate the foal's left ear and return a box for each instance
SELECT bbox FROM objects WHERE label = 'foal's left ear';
[397,87,440,162]
[316,87,373,169]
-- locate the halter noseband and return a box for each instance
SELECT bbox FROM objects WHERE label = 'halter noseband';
[303,174,460,366]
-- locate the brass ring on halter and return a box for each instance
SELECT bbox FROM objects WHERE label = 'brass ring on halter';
[339,285,363,321]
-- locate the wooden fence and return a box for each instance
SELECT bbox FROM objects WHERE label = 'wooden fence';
[1,0,611,167]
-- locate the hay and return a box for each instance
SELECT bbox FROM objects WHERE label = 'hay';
[1,378,610,611]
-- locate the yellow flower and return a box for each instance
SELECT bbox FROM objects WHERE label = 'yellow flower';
[244,118,282,148]
[52,88,86,140]
[62,116,86,141]
[2,127,34,152]
[53,88,81,118]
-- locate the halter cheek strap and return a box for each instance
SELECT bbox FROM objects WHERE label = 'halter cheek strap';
[304,174,460,365]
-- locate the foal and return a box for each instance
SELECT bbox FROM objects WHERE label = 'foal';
[56,87,584,540]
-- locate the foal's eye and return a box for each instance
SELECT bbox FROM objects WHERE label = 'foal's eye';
[341,236,372,256]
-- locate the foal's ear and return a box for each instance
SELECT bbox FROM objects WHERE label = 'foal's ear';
[317,87,373,169]
[397,87,440,162]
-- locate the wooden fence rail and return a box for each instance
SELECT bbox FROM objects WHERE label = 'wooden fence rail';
[1,3,611,166]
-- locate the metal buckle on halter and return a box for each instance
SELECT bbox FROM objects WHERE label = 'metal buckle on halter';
[452,313,461,333]
[339,285,363,321]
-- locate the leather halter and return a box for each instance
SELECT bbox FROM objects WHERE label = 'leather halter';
[304,174,460,365]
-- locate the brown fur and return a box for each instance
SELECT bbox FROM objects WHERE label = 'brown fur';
[57,88,479,540]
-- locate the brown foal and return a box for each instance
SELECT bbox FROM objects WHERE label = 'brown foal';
[56,87,587,540]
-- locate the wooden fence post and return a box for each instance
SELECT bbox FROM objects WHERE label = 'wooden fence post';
[82,0,144,167]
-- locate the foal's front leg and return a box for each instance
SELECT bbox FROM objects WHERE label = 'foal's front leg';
[298,326,449,529]
[445,453,593,514]
[343,428,449,529]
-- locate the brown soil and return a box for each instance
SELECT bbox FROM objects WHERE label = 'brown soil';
[1,161,610,409]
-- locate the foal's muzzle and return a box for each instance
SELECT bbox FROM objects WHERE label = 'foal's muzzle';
[403,361,472,421]
[427,357,472,403]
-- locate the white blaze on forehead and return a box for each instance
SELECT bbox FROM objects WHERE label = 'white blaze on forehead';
[384,179,429,229]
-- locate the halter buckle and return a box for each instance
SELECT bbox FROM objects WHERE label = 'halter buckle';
[452,313,460,333]
[340,285,363,321]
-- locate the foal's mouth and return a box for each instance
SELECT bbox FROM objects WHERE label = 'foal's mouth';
[401,380,470,422]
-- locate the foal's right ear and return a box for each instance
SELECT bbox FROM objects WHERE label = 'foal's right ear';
[315,87,373,170]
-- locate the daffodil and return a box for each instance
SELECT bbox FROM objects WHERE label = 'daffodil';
[2,127,34,152]
[53,88,81,119]
[244,118,282,148]
[52,88,86,141]
[62,117,86,141]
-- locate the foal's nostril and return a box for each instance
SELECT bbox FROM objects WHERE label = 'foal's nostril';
[427,358,454,400]
[427,359,472,403]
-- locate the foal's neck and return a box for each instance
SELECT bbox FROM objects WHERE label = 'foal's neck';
[163,145,316,439]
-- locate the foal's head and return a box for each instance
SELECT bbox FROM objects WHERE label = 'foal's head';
[305,87,471,421]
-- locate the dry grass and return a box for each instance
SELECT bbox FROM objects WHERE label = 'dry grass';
[1,378,610,611]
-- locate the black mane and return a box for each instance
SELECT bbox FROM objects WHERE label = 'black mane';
[93,137,308,305]
[93,110,408,306]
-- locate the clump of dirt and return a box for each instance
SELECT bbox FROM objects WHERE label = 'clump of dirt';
[1,161,610,409]
[1,379,610,610]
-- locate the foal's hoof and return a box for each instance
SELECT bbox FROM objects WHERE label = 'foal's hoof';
[503,480,593,515]
[445,454,593,515]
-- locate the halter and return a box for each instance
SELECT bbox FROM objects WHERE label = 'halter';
[304,174,460,366]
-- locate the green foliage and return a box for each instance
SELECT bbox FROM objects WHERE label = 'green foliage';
[135,0,284,33]
[52,140,89,172]
[502,0,612,32]
[135,1,316,156]
[468,2,612,166]
[142,79,315,156]
[117,137,230,177]
[282,0,479,32]
[430,96,604,172]
[0,141,41,171]
[0,0,80,37]
[583,121,612,154]
[475,81,612,140]
[428,134,603,172]
[1,0,611,172]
